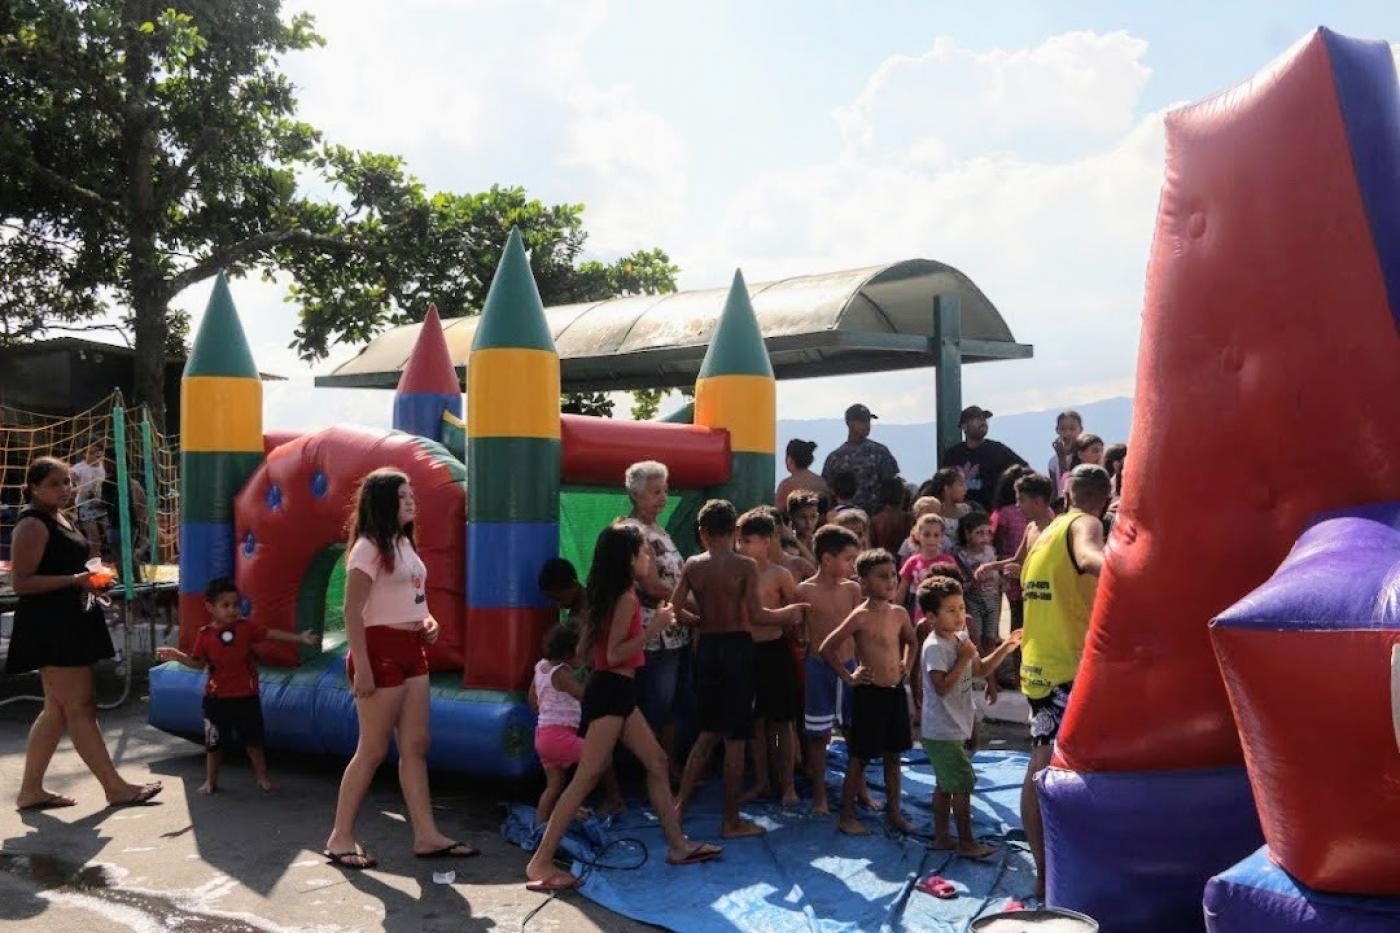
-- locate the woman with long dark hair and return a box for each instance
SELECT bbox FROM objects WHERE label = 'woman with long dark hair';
[322,468,474,869]
[9,456,161,809]
[524,522,721,892]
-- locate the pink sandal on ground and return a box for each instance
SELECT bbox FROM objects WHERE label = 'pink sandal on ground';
[915,874,958,899]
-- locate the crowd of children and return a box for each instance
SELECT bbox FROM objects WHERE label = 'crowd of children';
[521,413,1121,889]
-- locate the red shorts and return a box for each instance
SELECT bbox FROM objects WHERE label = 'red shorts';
[346,625,429,688]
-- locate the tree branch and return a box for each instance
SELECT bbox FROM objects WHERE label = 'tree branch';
[11,151,123,217]
[0,222,84,254]
[164,228,360,296]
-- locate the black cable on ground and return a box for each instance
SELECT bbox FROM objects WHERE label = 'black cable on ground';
[520,835,649,931]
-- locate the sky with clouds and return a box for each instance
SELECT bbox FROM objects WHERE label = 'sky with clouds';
[157,0,1400,431]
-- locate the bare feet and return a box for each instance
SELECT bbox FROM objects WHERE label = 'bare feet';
[780,788,801,808]
[811,801,831,816]
[721,818,767,839]
[15,790,77,811]
[858,793,885,813]
[929,834,956,850]
[837,814,870,835]
[811,788,829,815]
[958,840,998,860]
[197,782,217,796]
[257,777,278,793]
[885,810,914,834]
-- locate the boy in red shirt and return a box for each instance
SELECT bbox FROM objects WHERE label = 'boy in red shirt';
[156,578,314,794]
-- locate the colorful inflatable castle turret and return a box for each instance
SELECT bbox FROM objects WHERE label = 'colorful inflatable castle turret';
[1036,28,1400,931]
[150,233,771,779]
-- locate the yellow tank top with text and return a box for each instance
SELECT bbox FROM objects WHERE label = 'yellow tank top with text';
[1019,510,1098,699]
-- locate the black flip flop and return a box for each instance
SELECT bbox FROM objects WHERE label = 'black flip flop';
[415,841,478,859]
[324,848,377,870]
[667,843,722,866]
[109,784,162,808]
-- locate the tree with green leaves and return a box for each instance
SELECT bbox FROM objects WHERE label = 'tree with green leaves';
[1,1,679,426]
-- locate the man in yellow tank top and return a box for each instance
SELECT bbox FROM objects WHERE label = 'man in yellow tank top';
[1018,464,1110,898]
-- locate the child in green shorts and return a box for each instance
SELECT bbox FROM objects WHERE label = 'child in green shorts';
[917,576,1021,857]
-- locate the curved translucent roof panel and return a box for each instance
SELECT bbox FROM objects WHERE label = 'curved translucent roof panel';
[316,259,1032,392]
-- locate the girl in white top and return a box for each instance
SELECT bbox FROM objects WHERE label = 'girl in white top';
[322,468,476,870]
[528,623,626,825]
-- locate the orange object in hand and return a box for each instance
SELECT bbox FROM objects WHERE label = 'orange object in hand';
[89,566,115,588]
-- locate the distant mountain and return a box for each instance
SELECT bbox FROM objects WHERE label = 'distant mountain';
[777,396,1133,484]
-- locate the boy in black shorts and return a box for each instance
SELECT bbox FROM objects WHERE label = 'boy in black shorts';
[818,549,917,835]
[156,578,314,794]
[673,500,806,838]
[736,508,802,806]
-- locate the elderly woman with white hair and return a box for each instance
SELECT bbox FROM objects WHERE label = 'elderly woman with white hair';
[620,460,692,778]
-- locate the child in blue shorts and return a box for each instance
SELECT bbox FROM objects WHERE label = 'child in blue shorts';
[794,525,862,814]
[918,576,1021,857]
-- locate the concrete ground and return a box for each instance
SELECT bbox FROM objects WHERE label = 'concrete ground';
[0,671,652,933]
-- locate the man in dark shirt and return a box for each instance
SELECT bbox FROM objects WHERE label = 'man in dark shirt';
[938,406,1027,511]
[821,404,901,516]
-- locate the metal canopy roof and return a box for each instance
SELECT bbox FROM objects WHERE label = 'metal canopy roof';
[315,259,1032,392]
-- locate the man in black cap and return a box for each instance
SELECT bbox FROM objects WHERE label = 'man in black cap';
[820,404,901,516]
[938,405,1026,512]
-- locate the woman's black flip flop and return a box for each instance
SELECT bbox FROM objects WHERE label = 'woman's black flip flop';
[415,841,478,859]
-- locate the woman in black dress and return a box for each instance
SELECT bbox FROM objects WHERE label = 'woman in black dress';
[8,457,161,810]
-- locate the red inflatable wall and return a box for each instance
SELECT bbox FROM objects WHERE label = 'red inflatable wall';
[559,414,730,488]
[1056,32,1400,773]
[235,426,465,669]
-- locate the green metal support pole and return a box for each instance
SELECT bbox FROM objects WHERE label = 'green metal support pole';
[111,394,135,601]
[140,414,159,566]
[933,294,963,463]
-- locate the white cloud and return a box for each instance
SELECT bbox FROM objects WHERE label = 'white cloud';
[834,31,1151,165]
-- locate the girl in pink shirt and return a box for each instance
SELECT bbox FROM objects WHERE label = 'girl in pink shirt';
[895,514,958,622]
[323,469,474,870]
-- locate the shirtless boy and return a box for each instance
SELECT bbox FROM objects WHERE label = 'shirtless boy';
[818,548,917,836]
[674,500,807,838]
[736,508,801,806]
[795,525,862,815]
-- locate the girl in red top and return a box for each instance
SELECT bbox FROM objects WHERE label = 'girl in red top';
[322,469,475,869]
[525,522,722,892]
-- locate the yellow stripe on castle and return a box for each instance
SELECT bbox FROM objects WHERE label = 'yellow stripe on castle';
[181,376,263,452]
[694,375,776,454]
[467,348,562,439]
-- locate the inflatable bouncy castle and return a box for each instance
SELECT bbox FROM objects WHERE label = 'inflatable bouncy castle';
[149,231,776,778]
[1037,29,1400,931]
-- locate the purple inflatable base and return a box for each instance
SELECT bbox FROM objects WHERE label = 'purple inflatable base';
[1037,765,1263,932]
[1205,846,1400,933]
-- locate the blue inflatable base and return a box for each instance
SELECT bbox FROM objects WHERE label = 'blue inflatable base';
[148,641,537,779]
[1037,765,1264,932]
[504,745,1039,932]
[1204,847,1400,933]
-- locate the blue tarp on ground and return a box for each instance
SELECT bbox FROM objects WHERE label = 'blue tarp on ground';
[502,745,1036,932]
